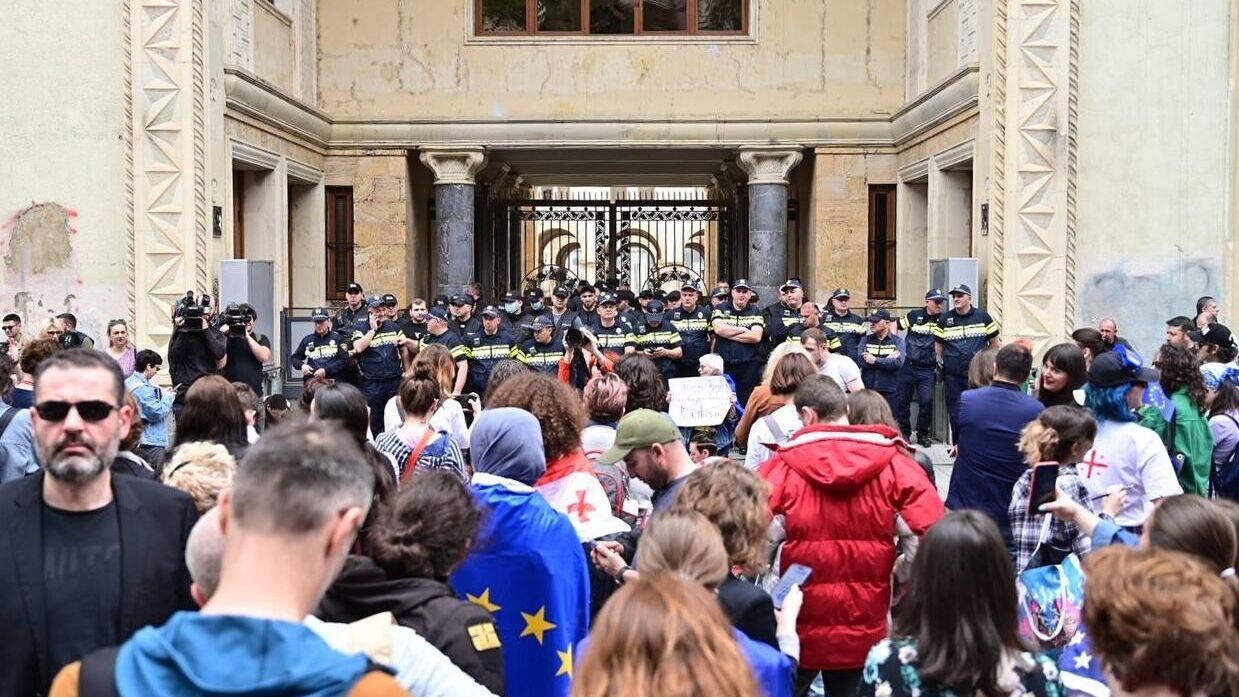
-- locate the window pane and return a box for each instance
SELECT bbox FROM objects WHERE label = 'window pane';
[697,0,743,31]
[482,0,527,31]
[642,0,687,31]
[538,0,583,31]
[590,0,634,34]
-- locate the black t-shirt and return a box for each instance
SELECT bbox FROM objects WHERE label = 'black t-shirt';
[42,501,121,680]
[222,333,270,393]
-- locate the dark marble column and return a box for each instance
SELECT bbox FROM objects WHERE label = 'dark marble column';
[737,146,804,304]
[418,147,487,297]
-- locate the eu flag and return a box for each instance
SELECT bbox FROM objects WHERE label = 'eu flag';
[1143,381,1176,421]
[452,476,591,697]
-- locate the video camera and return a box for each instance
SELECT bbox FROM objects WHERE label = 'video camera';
[221,303,249,338]
[58,332,85,350]
[173,291,211,331]
[564,318,596,349]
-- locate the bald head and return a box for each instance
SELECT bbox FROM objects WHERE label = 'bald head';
[1098,318,1119,345]
[186,508,225,601]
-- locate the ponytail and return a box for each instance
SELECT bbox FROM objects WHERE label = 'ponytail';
[1018,405,1098,465]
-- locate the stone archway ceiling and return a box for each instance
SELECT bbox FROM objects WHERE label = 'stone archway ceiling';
[490,148,732,187]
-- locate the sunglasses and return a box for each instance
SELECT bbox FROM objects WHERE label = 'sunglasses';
[34,400,118,422]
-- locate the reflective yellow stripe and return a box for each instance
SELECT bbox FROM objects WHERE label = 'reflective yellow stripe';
[939,324,994,340]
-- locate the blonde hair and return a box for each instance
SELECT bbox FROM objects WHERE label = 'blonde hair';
[1017,405,1097,466]
[163,441,237,513]
[762,342,812,385]
[634,510,730,588]
[411,343,455,396]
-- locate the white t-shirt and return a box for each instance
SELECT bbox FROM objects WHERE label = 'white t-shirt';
[744,402,803,470]
[383,396,469,452]
[819,355,863,392]
[1078,419,1183,527]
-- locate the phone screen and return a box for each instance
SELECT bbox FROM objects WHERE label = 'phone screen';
[1028,463,1060,512]
[772,563,812,610]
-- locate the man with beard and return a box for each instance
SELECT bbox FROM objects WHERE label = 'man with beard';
[0,350,197,696]
[574,284,601,326]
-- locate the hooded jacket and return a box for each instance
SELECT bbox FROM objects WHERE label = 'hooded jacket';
[758,424,944,671]
[318,556,505,695]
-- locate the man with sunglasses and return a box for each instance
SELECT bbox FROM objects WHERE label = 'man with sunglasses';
[0,350,198,696]
[3,313,24,362]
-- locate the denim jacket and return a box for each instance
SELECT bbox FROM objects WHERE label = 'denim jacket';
[125,373,175,447]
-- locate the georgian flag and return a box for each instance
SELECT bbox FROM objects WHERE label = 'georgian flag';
[536,468,630,542]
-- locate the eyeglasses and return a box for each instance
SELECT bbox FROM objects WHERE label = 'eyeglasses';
[1,325,16,331]
[46,330,64,337]
[35,400,118,422]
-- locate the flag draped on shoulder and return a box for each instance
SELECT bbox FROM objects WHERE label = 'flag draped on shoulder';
[452,473,591,697]
[536,451,630,541]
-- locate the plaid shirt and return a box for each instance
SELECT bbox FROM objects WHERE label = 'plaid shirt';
[374,427,467,484]
[1009,463,1093,572]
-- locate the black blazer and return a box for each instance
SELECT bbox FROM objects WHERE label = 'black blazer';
[717,574,780,650]
[0,471,198,696]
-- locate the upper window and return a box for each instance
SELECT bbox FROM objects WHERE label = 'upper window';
[477,0,746,36]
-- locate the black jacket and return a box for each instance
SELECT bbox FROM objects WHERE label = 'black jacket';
[717,574,779,650]
[167,326,227,390]
[0,470,198,696]
[318,555,505,695]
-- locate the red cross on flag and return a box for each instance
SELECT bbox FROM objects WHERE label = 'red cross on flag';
[537,463,630,542]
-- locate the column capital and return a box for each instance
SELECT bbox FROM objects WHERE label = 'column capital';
[736,145,804,185]
[418,146,488,185]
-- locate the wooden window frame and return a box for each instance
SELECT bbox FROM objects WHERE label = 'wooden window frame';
[474,0,749,37]
[867,185,897,301]
[325,186,355,302]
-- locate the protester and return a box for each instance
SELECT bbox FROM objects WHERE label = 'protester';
[0,350,198,696]
[167,374,250,465]
[846,389,935,482]
[1097,317,1133,351]
[1070,327,1107,367]
[966,346,998,388]
[12,337,60,408]
[451,408,590,697]
[760,374,944,696]
[1205,365,1239,482]
[597,408,698,519]
[104,318,138,378]
[481,358,527,407]
[1138,343,1213,495]
[946,343,1044,549]
[232,381,262,443]
[319,471,505,694]
[124,349,175,465]
[695,352,743,454]
[113,391,157,479]
[1164,315,1195,349]
[374,362,466,484]
[1008,406,1095,571]
[2,313,24,362]
[711,279,767,406]
[162,441,237,513]
[1035,342,1087,408]
[264,393,290,428]
[615,353,669,413]
[383,344,470,452]
[735,343,813,448]
[1196,295,1223,328]
[860,511,1061,697]
[799,327,862,393]
[744,352,818,469]
[581,373,627,460]
[1193,321,1239,368]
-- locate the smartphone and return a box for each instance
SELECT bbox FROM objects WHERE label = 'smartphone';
[453,393,479,410]
[772,563,812,610]
[1028,462,1060,512]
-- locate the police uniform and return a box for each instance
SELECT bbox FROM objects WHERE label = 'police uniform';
[290,313,350,380]
[449,295,483,338]
[633,301,683,382]
[333,303,367,335]
[896,294,944,442]
[589,318,637,355]
[935,286,1000,438]
[352,307,404,437]
[668,301,712,378]
[711,285,766,405]
[419,329,468,363]
[762,302,802,352]
[464,328,515,394]
[822,291,867,363]
[514,334,566,375]
[858,319,906,412]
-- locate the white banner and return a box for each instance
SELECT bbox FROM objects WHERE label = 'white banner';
[667,375,733,427]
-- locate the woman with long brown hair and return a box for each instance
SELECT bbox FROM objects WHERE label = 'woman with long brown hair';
[1140,343,1213,495]
[382,343,469,453]
[735,344,814,448]
[374,360,466,484]
[167,374,250,465]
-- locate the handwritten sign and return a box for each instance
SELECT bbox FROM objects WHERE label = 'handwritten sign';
[667,376,733,427]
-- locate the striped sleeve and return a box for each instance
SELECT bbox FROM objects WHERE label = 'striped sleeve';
[510,345,528,363]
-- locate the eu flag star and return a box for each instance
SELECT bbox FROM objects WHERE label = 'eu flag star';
[520,606,557,645]
[466,588,502,614]
[556,644,573,678]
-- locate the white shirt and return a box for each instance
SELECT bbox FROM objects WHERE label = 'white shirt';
[1079,419,1183,527]
[819,355,862,392]
[383,396,469,451]
[744,402,803,470]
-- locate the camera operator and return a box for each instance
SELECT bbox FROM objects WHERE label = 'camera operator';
[53,312,95,350]
[167,295,228,418]
[220,303,272,395]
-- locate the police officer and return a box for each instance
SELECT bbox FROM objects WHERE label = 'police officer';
[290,307,350,381]
[935,283,1000,439]
[709,287,728,311]
[449,294,482,337]
[420,305,469,394]
[711,279,765,405]
[522,288,550,325]
[896,289,946,446]
[547,285,579,337]
[669,283,712,378]
[463,306,515,394]
[762,279,806,353]
[589,293,637,356]
[514,315,566,375]
[821,288,866,362]
[333,282,367,330]
[858,309,906,415]
[633,299,683,383]
[352,295,405,437]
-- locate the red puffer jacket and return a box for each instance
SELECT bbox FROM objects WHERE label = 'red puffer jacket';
[759,423,944,670]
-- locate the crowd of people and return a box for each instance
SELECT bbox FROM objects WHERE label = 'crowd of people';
[1,287,1239,697]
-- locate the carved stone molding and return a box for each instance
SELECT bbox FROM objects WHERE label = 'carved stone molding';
[418,146,488,186]
[736,146,804,185]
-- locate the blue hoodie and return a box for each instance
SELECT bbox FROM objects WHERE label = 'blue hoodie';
[115,612,373,696]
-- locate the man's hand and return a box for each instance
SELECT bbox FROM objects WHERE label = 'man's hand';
[314,368,327,379]
[590,541,627,578]
[863,353,876,365]
[368,313,380,332]
[1100,485,1127,518]
[301,364,313,376]
[890,350,901,360]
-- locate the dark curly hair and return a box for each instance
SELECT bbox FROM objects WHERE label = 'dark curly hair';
[616,353,668,413]
[486,372,586,461]
[368,470,480,581]
[1154,343,1208,412]
[19,338,60,376]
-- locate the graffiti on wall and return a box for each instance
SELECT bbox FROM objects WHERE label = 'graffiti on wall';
[1078,258,1217,358]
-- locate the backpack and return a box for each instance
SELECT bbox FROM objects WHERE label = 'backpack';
[1212,415,1239,500]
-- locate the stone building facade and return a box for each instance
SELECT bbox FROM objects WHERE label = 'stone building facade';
[2,0,1237,364]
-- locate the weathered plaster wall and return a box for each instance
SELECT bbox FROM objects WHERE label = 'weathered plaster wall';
[316,0,907,121]
[811,150,897,305]
[1076,0,1232,357]
[0,1,127,340]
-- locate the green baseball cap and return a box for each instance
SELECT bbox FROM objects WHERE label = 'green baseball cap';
[597,409,682,465]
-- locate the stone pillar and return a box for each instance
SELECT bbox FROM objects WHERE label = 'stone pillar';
[419,146,487,297]
[737,146,803,304]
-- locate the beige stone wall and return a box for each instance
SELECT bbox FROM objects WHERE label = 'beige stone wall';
[253,1,296,95]
[326,154,412,300]
[926,0,959,86]
[316,0,908,121]
[809,149,898,306]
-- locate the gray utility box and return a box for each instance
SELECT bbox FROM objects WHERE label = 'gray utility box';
[929,258,980,299]
[219,259,275,369]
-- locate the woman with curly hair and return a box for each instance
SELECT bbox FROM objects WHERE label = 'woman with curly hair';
[1139,343,1213,495]
[615,353,668,413]
[318,470,504,694]
[9,338,59,408]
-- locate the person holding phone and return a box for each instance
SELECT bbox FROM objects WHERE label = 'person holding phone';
[1008,406,1098,572]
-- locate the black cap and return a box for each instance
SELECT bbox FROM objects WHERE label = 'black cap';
[599,293,618,306]
[732,279,752,291]
[553,285,571,298]
[311,307,330,321]
[925,288,947,301]
[502,290,520,302]
[665,290,681,302]
[525,288,544,300]
[366,295,385,309]
[710,288,728,299]
[830,288,851,300]
[449,294,470,306]
[1088,348,1159,388]
[428,306,451,322]
[382,293,398,307]
[480,305,501,319]
[867,308,892,323]
[526,315,555,331]
[639,289,655,299]
[780,279,803,292]
[645,300,666,317]
[433,294,449,307]
[680,282,701,293]
[1189,323,1236,348]
[949,284,973,296]
[345,283,363,294]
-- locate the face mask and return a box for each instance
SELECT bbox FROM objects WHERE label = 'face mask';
[504,302,518,314]
[531,301,544,311]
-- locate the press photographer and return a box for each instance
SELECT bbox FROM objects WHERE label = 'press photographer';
[53,312,94,350]
[220,302,272,394]
[167,291,228,417]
